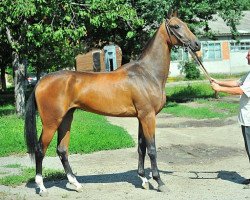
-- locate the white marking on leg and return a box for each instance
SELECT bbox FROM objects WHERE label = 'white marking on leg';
[149,171,152,178]
[35,174,47,195]
[138,175,149,189]
[67,174,82,191]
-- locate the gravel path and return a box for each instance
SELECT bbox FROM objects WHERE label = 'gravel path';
[1,113,250,200]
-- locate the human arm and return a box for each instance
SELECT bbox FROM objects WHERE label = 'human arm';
[211,78,239,87]
[211,82,244,95]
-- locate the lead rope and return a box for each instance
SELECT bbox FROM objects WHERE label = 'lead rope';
[187,48,212,82]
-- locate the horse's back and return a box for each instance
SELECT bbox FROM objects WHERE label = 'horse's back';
[35,69,138,117]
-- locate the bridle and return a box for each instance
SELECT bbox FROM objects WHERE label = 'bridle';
[165,17,189,49]
[165,17,212,82]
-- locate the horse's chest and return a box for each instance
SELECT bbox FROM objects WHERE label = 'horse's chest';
[147,89,166,113]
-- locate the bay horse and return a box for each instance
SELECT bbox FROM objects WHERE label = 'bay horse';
[25,11,200,196]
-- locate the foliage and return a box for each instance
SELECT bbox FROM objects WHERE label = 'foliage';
[179,60,201,80]
[0,0,248,70]
[0,0,143,74]
[131,0,249,53]
[0,106,134,157]
[0,0,248,114]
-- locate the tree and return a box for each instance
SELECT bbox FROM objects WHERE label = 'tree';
[0,0,248,116]
[0,0,142,116]
[0,37,12,92]
[128,0,249,56]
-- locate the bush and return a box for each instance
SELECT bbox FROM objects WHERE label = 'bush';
[179,60,200,80]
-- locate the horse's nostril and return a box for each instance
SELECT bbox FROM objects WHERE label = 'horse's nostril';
[195,41,201,50]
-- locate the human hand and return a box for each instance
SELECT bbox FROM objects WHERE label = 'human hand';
[210,78,218,84]
[210,82,221,92]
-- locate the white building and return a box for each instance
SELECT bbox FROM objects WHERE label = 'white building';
[169,11,250,77]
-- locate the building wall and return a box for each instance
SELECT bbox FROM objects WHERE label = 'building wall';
[75,46,122,72]
[169,36,250,77]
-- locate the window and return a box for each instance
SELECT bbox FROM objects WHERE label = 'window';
[202,42,222,61]
[230,41,250,52]
[171,48,188,61]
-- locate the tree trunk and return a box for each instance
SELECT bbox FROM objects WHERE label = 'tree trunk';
[1,66,7,91]
[13,52,26,117]
[6,26,27,117]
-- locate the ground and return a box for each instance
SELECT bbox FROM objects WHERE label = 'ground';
[1,96,250,200]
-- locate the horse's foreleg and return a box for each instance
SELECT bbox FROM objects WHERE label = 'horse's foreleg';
[139,113,169,192]
[57,109,82,192]
[146,136,169,192]
[137,121,149,189]
[35,127,57,196]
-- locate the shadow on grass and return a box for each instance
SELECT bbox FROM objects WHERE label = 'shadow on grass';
[0,92,15,116]
[0,93,14,105]
[0,108,16,116]
[166,85,218,103]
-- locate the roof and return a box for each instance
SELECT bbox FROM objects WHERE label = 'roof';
[207,11,250,36]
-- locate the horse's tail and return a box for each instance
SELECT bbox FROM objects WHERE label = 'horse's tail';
[24,89,38,160]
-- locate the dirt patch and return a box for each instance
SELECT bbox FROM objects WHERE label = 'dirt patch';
[157,118,237,128]
[157,144,245,165]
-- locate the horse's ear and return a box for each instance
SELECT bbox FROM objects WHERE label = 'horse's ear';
[167,8,173,19]
[173,10,178,17]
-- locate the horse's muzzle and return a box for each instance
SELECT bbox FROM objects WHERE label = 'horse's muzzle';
[190,40,201,52]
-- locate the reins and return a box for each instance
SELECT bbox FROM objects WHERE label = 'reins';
[165,18,212,82]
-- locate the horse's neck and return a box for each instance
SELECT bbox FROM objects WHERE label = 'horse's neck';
[139,22,171,85]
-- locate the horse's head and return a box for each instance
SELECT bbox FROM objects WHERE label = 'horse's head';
[165,10,201,52]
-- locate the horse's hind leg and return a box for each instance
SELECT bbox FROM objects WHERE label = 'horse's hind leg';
[137,121,149,189]
[35,126,58,196]
[57,109,82,192]
[138,112,169,192]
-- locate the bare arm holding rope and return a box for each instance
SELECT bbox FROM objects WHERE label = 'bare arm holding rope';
[210,81,244,95]
[211,78,240,87]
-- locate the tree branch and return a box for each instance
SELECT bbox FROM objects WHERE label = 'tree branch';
[70,2,89,7]
[6,26,15,48]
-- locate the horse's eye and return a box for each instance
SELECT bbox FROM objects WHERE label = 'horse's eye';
[170,24,180,29]
[173,25,180,29]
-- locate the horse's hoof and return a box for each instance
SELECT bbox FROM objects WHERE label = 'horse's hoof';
[142,181,149,190]
[39,190,48,197]
[243,184,250,189]
[67,182,83,192]
[158,185,170,192]
[76,185,83,192]
[138,175,149,190]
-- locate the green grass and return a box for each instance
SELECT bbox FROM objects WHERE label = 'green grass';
[162,83,239,119]
[4,164,22,168]
[168,72,244,83]
[0,166,64,186]
[162,100,238,119]
[0,107,135,157]
[166,83,227,102]
[68,111,135,154]
[0,114,27,156]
